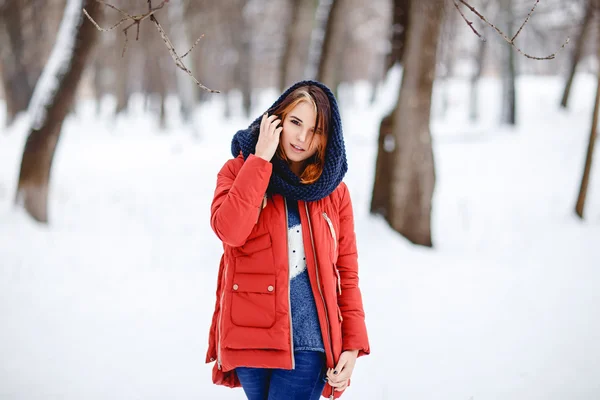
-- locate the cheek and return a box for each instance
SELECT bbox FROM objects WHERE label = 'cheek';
[281,121,295,140]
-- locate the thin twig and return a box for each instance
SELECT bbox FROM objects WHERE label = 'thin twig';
[83,9,127,31]
[457,0,570,60]
[511,0,540,42]
[82,0,218,92]
[151,15,219,93]
[181,34,204,59]
[453,1,485,42]
[93,0,134,20]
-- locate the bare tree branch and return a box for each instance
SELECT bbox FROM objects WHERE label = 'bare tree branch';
[456,0,570,60]
[453,1,485,41]
[82,0,219,92]
[181,34,204,59]
[511,0,539,42]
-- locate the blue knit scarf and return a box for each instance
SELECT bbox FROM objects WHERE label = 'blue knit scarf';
[230,80,347,202]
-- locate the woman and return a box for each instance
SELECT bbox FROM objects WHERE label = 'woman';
[206,80,370,400]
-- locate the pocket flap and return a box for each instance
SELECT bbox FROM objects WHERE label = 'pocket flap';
[232,233,271,256]
[231,273,275,294]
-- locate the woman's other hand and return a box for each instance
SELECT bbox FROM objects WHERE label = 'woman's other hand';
[326,350,359,391]
[255,113,282,162]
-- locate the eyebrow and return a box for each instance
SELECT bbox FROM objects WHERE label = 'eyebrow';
[290,115,303,123]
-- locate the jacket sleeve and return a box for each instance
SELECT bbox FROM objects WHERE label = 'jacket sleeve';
[210,154,272,247]
[336,183,370,357]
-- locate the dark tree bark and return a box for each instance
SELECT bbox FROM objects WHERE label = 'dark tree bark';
[370,114,395,217]
[316,0,342,90]
[280,0,315,92]
[0,0,35,124]
[501,0,516,125]
[575,8,599,219]
[561,0,593,109]
[15,0,103,223]
[388,0,444,247]
[280,0,302,92]
[385,0,411,72]
[371,0,411,218]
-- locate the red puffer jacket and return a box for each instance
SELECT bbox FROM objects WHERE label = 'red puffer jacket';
[205,153,370,399]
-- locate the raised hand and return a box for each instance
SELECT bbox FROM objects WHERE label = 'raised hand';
[255,113,283,162]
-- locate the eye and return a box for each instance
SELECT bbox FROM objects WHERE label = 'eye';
[291,119,301,126]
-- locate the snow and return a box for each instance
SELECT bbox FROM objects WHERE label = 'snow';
[27,0,83,130]
[1,72,599,399]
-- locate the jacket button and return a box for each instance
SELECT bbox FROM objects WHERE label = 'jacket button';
[233,284,239,290]
[267,285,274,292]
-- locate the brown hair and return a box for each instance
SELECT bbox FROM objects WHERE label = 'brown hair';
[270,85,331,184]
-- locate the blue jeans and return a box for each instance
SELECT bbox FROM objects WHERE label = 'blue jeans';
[236,351,327,400]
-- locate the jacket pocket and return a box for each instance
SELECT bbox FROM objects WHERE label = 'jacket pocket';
[322,212,338,262]
[230,273,276,328]
[232,233,274,275]
[323,212,341,295]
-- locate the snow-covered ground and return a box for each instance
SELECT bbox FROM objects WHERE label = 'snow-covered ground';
[1,73,599,400]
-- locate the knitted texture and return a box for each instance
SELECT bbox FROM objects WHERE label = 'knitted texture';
[286,198,325,352]
[231,80,347,202]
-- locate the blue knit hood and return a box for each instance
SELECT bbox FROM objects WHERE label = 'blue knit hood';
[231,80,347,202]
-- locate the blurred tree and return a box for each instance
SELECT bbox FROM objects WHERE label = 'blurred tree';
[575,3,599,218]
[500,0,517,125]
[469,0,489,122]
[371,0,409,219]
[317,0,343,90]
[385,0,410,72]
[388,0,443,247]
[279,0,315,92]
[15,0,103,222]
[0,0,33,125]
[561,0,594,108]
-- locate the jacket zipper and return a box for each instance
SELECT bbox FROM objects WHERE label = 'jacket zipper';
[323,212,342,296]
[305,203,333,367]
[284,199,296,370]
[217,261,229,370]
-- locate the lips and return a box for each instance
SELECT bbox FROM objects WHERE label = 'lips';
[290,143,305,152]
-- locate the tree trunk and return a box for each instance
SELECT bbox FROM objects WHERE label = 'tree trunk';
[316,0,342,90]
[388,0,443,247]
[575,9,599,219]
[280,0,315,91]
[501,0,516,125]
[305,0,334,80]
[280,0,301,92]
[168,0,196,121]
[469,33,487,121]
[561,0,593,109]
[370,114,395,216]
[0,0,35,124]
[386,0,411,72]
[370,0,411,217]
[15,0,103,223]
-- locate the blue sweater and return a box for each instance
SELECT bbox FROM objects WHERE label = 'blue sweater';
[286,198,325,353]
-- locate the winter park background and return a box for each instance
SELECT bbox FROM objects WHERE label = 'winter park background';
[1,1,600,399]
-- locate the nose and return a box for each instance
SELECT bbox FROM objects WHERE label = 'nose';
[297,128,310,143]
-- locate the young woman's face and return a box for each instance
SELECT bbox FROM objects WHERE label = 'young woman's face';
[280,101,320,170]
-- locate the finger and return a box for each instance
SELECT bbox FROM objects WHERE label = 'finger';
[333,358,348,376]
[269,119,281,134]
[327,378,345,388]
[334,381,349,391]
[260,113,268,135]
[274,127,283,137]
[267,114,278,124]
[327,369,344,384]
[334,369,351,383]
